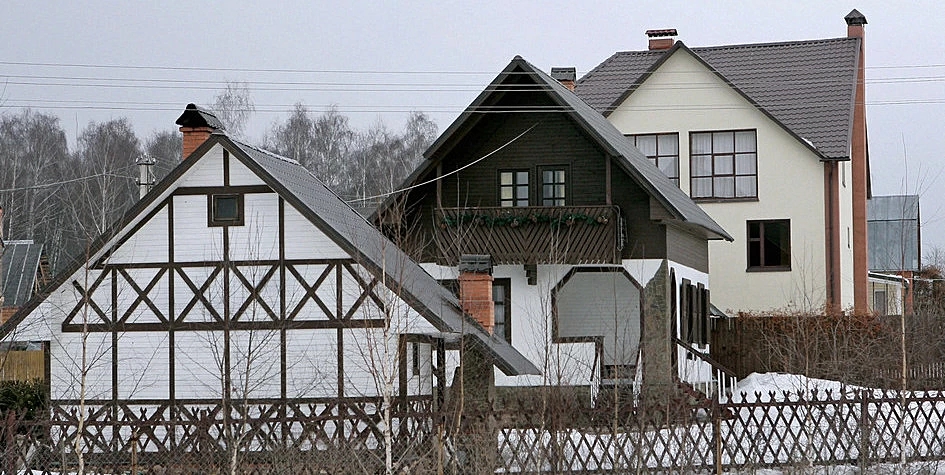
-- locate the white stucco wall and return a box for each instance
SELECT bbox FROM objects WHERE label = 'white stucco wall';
[423,258,711,396]
[606,49,853,312]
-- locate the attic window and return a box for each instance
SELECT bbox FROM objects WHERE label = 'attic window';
[209,194,244,226]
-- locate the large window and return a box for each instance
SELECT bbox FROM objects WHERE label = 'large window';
[690,130,757,200]
[629,133,679,185]
[541,168,567,206]
[747,219,791,271]
[500,170,529,207]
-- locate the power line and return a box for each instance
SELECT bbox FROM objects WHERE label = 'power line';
[0,168,137,194]
[345,123,538,204]
[5,58,945,74]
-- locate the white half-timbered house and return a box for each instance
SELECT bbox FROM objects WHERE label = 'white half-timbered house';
[0,106,537,456]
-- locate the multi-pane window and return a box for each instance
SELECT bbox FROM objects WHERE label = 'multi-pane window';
[493,278,512,343]
[747,219,791,271]
[629,133,679,185]
[690,130,757,199]
[500,170,529,207]
[541,168,567,206]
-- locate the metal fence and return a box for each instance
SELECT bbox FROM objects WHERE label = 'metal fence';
[4,390,945,473]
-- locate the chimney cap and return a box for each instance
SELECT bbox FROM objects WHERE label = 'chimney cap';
[845,9,867,26]
[550,67,576,82]
[646,29,678,38]
[458,254,492,274]
[175,103,225,130]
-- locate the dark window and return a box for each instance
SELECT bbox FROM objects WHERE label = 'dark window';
[500,170,529,207]
[493,278,512,343]
[690,130,757,199]
[747,220,791,271]
[629,133,679,185]
[602,364,634,380]
[208,194,244,226]
[412,343,421,376]
[541,168,567,206]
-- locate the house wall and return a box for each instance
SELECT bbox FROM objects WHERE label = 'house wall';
[6,143,438,406]
[839,160,855,311]
[423,257,710,399]
[409,90,680,264]
[606,49,852,313]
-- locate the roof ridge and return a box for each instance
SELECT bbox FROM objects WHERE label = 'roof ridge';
[231,138,301,166]
[609,36,855,55]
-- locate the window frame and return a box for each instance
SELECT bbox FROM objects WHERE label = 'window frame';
[689,129,758,201]
[208,194,244,227]
[539,166,568,207]
[746,219,792,272]
[493,278,512,344]
[499,169,530,207]
[628,132,680,186]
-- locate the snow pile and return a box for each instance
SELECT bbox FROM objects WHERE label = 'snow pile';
[731,372,859,402]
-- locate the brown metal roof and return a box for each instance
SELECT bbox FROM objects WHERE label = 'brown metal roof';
[575,37,861,160]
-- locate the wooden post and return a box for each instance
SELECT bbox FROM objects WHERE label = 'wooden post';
[713,401,723,475]
[858,389,870,471]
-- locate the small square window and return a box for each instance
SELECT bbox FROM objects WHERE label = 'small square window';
[747,219,790,271]
[209,194,244,226]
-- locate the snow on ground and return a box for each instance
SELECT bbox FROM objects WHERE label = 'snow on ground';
[731,372,859,402]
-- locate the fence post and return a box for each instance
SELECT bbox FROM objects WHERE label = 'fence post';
[4,411,17,475]
[858,389,870,471]
[713,401,723,475]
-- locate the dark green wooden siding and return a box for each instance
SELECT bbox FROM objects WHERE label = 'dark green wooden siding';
[392,85,704,267]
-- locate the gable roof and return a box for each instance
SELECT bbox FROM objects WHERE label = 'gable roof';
[575,37,861,160]
[1,240,43,308]
[377,56,731,241]
[0,133,538,376]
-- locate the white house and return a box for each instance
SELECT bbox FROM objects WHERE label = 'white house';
[0,104,537,455]
[575,10,871,315]
[374,57,735,403]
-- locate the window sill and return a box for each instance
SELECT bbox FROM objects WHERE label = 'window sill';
[746,266,792,273]
[693,197,759,204]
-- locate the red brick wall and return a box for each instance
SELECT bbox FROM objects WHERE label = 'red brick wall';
[459,273,494,334]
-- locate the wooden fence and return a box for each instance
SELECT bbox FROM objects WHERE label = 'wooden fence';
[5,391,945,473]
[0,349,44,381]
[710,313,945,389]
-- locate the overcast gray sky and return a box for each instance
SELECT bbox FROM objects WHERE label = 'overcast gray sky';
[2,1,944,255]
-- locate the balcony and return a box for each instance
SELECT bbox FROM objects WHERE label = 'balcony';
[433,205,622,265]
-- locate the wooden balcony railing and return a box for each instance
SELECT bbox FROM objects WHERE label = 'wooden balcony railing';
[433,205,622,265]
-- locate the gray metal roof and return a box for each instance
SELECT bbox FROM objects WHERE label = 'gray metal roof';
[227,138,540,376]
[0,131,539,377]
[400,56,730,241]
[575,37,861,160]
[1,240,42,308]
[868,195,920,272]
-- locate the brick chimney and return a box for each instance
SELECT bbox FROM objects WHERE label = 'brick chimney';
[846,9,870,313]
[551,67,576,91]
[458,254,494,333]
[175,103,224,160]
[646,29,677,50]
